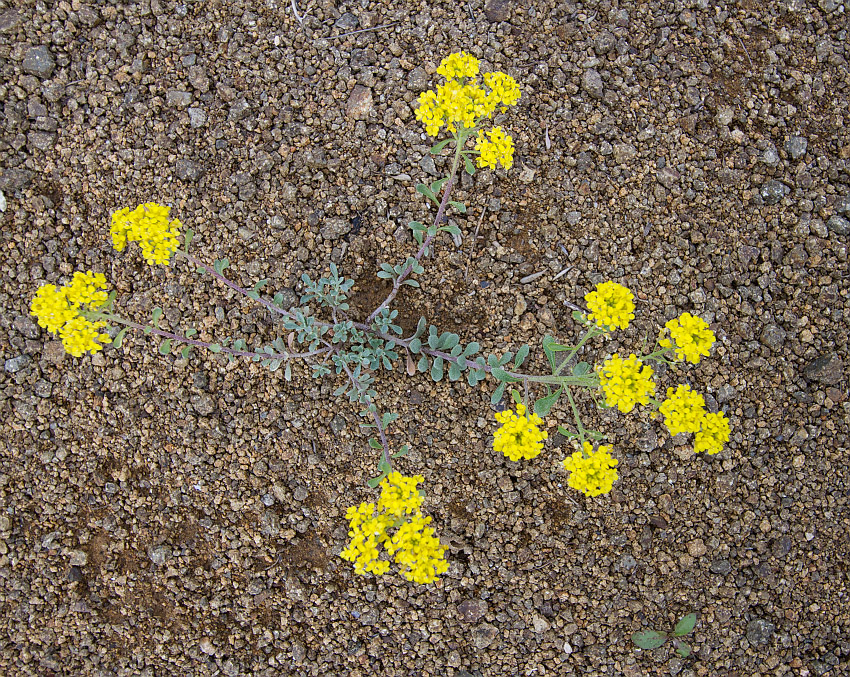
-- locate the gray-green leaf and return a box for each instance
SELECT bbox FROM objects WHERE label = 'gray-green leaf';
[631,630,667,650]
[490,382,506,405]
[573,361,591,376]
[158,338,172,355]
[534,387,562,417]
[673,614,697,637]
[112,327,129,349]
[514,344,530,368]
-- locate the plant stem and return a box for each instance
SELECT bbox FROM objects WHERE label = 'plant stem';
[337,354,392,469]
[87,311,330,362]
[565,387,587,447]
[553,326,603,376]
[366,136,465,325]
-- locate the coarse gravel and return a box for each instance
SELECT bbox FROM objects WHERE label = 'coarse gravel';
[0,0,848,675]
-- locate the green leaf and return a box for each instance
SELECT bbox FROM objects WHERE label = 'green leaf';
[431,357,444,382]
[511,389,522,405]
[462,342,480,357]
[378,460,391,474]
[449,200,466,214]
[208,343,222,353]
[440,222,462,237]
[674,614,697,637]
[402,279,420,287]
[253,279,269,293]
[143,326,152,335]
[417,355,429,372]
[448,363,461,381]
[180,346,191,359]
[158,338,172,355]
[490,382,506,405]
[631,630,667,650]
[392,444,409,459]
[112,327,129,348]
[441,333,459,350]
[416,183,437,204]
[557,425,578,439]
[431,177,449,195]
[430,138,452,154]
[467,370,480,387]
[185,328,197,338]
[152,307,162,327]
[376,270,394,279]
[675,643,692,659]
[414,317,427,338]
[381,412,399,427]
[366,474,386,489]
[491,367,520,383]
[246,291,260,300]
[514,344,530,369]
[284,363,292,381]
[213,258,230,275]
[573,361,591,376]
[534,387,562,417]
[409,338,421,354]
[464,155,476,175]
[572,310,586,324]
[183,227,194,254]
[368,437,382,450]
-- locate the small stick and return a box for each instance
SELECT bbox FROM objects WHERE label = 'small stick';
[738,37,754,70]
[334,21,400,39]
[290,0,304,25]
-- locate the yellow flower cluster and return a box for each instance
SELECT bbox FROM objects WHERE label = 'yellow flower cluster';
[475,126,515,170]
[660,385,731,455]
[340,472,448,584]
[694,411,731,456]
[598,353,655,413]
[563,442,619,497]
[111,203,181,265]
[659,385,706,435]
[414,52,520,143]
[436,51,480,80]
[659,312,715,364]
[30,271,111,357]
[585,281,635,331]
[493,403,548,461]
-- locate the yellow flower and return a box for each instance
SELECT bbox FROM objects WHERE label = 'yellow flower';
[598,353,655,413]
[378,472,424,519]
[436,51,480,80]
[659,385,706,435]
[385,513,449,584]
[659,312,715,364]
[65,271,109,308]
[339,502,393,576]
[483,71,521,110]
[340,473,448,584]
[493,403,547,461]
[58,316,110,357]
[475,126,515,170]
[111,203,181,265]
[585,281,635,331]
[30,284,78,333]
[414,55,521,138]
[694,412,731,455]
[30,270,112,357]
[415,89,445,136]
[562,442,619,497]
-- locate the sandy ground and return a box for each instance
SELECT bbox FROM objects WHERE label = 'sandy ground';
[1,0,848,675]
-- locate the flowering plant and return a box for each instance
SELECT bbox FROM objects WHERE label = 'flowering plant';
[29,53,730,585]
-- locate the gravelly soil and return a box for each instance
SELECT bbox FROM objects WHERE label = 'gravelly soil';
[1,0,849,675]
